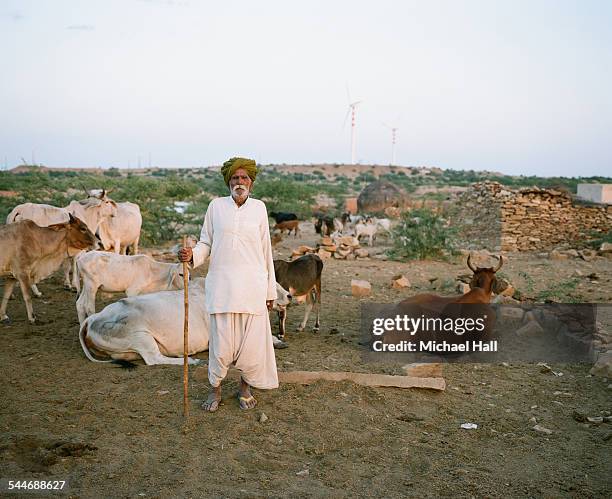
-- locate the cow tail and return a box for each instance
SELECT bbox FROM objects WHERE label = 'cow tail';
[79,319,110,363]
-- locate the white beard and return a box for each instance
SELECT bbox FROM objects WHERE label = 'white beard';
[231,185,249,202]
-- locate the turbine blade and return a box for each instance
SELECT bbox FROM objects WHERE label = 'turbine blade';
[342,106,351,129]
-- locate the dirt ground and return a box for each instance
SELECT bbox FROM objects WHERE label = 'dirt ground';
[1,222,611,498]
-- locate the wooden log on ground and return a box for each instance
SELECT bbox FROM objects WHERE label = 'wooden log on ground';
[278,370,446,391]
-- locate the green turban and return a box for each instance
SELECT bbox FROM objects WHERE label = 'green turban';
[221,157,259,185]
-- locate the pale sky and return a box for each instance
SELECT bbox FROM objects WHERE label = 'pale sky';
[1,0,611,176]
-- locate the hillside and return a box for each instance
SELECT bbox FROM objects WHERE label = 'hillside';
[2,164,610,246]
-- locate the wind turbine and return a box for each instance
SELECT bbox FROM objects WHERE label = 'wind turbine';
[383,122,399,165]
[343,85,363,164]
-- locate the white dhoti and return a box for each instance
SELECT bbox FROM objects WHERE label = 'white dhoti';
[208,312,279,390]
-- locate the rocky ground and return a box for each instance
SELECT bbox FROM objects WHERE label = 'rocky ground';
[1,222,611,498]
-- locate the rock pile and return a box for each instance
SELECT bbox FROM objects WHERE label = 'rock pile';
[291,236,371,260]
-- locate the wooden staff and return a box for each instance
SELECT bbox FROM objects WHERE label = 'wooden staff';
[182,235,190,418]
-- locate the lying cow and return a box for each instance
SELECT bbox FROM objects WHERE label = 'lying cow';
[387,255,502,349]
[274,220,300,237]
[75,251,185,324]
[1,216,98,323]
[79,278,291,365]
[273,253,323,339]
[270,211,298,224]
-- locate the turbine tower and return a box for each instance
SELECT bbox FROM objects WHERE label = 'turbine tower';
[343,85,362,164]
[383,123,399,165]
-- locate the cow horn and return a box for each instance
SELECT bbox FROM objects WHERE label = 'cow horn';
[82,184,90,196]
[467,253,477,272]
[493,255,503,272]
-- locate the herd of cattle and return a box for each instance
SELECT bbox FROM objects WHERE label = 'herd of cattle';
[0,192,324,364]
[1,193,503,366]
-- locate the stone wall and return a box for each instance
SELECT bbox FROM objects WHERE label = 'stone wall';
[453,181,611,252]
[450,182,504,250]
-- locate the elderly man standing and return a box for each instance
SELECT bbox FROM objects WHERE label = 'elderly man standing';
[178,157,278,412]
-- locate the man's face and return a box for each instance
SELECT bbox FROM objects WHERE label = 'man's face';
[229,168,253,202]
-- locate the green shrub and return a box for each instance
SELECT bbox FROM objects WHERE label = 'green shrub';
[584,230,612,249]
[536,278,582,303]
[388,208,458,261]
[103,168,121,177]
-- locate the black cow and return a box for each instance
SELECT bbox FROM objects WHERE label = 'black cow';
[273,254,323,339]
[314,216,334,236]
[270,211,298,224]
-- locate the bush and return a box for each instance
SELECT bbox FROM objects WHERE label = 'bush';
[388,208,458,261]
[585,230,612,249]
[103,168,121,177]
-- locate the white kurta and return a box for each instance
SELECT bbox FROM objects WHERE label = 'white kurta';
[192,196,277,315]
[191,195,278,389]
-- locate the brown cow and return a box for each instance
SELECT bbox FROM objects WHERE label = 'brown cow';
[273,254,323,339]
[274,220,300,237]
[398,254,503,313]
[0,215,98,323]
[6,193,117,293]
[386,254,502,349]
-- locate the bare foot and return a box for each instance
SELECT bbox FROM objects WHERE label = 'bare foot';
[201,386,221,412]
[238,378,257,410]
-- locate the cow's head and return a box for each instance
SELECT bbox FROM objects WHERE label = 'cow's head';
[86,188,113,200]
[467,254,503,294]
[65,214,99,255]
[81,194,118,221]
[272,283,292,311]
[169,263,187,290]
[94,195,117,219]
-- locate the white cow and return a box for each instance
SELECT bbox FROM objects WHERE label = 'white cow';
[355,220,378,246]
[6,196,117,235]
[96,202,142,255]
[6,195,115,293]
[78,278,291,365]
[75,251,185,324]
